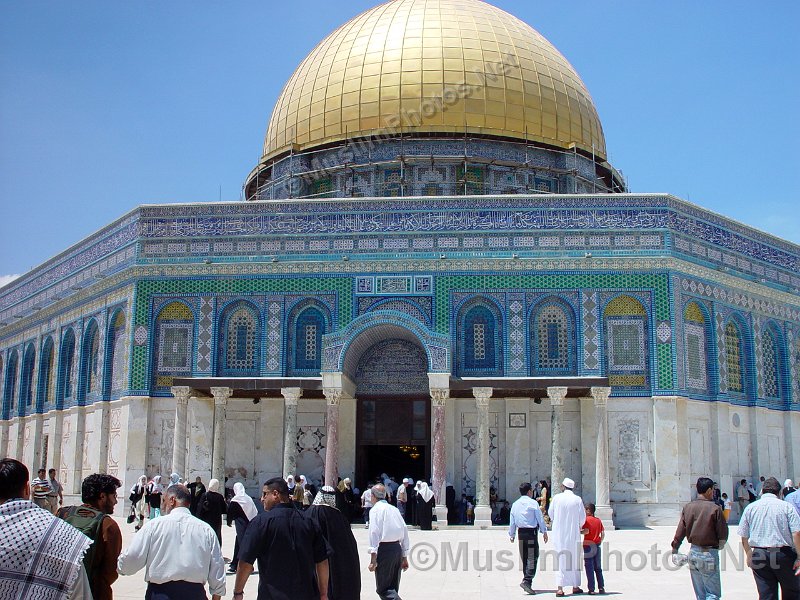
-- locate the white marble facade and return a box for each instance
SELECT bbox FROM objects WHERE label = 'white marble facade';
[3,391,799,527]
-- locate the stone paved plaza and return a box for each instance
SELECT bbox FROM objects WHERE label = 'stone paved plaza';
[109,519,757,599]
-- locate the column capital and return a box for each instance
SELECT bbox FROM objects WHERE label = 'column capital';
[547,386,568,406]
[472,387,493,407]
[170,386,192,405]
[323,388,342,406]
[591,386,611,407]
[210,387,232,405]
[430,388,449,407]
[281,387,303,405]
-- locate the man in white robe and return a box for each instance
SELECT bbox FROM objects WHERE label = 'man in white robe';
[548,477,585,596]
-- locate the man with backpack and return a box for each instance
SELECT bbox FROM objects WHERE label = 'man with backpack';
[58,473,123,600]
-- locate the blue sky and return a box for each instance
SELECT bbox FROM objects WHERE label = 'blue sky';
[1,1,798,282]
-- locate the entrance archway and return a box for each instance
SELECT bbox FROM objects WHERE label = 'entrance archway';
[353,338,430,488]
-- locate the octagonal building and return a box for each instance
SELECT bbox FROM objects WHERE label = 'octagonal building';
[1,0,798,527]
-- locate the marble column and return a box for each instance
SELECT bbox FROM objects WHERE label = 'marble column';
[430,387,449,527]
[210,387,232,484]
[0,421,9,458]
[51,411,64,473]
[591,386,614,527]
[32,414,45,470]
[170,386,192,478]
[323,388,342,487]
[548,386,568,491]
[281,387,302,477]
[473,387,493,528]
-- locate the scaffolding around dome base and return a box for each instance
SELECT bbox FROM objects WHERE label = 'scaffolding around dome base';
[244,135,626,201]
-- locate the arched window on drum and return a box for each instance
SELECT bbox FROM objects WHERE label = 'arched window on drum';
[218,302,260,377]
[531,300,576,376]
[761,322,788,405]
[287,304,327,376]
[683,302,711,394]
[153,301,194,390]
[457,300,502,377]
[603,295,650,391]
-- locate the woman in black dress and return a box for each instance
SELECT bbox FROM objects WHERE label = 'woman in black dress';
[415,481,435,530]
[226,482,257,573]
[197,477,227,545]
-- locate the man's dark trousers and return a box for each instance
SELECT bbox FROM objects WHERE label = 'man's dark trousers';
[518,528,540,585]
[376,541,403,600]
[750,547,800,600]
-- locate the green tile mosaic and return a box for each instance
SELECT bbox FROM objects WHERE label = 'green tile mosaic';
[131,276,352,391]
[434,272,672,390]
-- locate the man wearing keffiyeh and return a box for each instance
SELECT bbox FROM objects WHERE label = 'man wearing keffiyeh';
[306,486,361,600]
[0,458,93,600]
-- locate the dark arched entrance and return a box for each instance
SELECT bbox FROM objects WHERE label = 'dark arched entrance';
[354,338,430,488]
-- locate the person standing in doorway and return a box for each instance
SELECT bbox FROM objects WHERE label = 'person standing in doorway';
[738,477,800,600]
[47,468,63,514]
[671,477,729,600]
[368,484,410,600]
[362,484,374,528]
[508,482,549,595]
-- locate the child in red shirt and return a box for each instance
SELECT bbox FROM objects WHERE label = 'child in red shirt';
[580,503,606,594]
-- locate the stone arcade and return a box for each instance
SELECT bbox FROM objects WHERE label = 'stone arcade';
[1,0,799,527]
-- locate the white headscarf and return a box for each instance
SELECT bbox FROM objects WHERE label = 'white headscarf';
[149,475,163,493]
[169,473,180,486]
[417,481,434,503]
[785,479,794,488]
[207,478,220,493]
[131,475,147,494]
[231,482,258,521]
[298,475,307,489]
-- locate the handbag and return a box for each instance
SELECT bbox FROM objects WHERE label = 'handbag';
[126,505,136,524]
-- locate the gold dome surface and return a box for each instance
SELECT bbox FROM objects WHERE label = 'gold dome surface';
[263,0,606,161]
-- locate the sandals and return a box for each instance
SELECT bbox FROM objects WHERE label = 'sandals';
[573,589,584,595]
[555,593,565,598]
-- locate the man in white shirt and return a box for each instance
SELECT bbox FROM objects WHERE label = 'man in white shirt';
[118,484,225,600]
[368,484,410,600]
[362,485,374,528]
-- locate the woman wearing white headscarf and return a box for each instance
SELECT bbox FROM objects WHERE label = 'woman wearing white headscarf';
[168,472,180,486]
[197,477,227,544]
[227,482,258,573]
[783,478,797,498]
[129,475,148,530]
[146,475,163,519]
[416,481,435,530]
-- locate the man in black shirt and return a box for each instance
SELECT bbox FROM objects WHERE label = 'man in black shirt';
[232,477,330,600]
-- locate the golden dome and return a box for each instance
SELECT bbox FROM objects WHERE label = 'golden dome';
[262,0,606,161]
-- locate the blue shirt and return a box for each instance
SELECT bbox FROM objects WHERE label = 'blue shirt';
[508,494,548,538]
[737,493,800,548]
[784,490,800,518]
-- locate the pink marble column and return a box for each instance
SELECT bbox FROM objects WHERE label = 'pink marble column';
[430,388,449,525]
[591,386,614,526]
[323,388,342,487]
[210,387,232,484]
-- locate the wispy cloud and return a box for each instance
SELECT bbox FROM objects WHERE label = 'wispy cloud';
[0,274,21,289]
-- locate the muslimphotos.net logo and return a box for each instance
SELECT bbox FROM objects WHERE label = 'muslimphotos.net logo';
[406,542,752,573]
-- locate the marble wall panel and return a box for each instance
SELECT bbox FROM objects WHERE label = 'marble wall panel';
[187,396,214,480]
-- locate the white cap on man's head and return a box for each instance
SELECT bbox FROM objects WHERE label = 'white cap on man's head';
[562,477,575,489]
